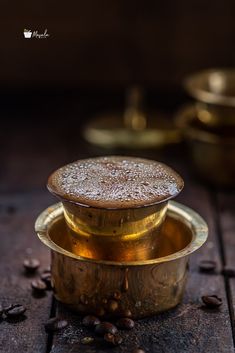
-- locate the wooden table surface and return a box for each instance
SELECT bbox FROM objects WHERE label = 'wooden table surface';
[0,98,235,353]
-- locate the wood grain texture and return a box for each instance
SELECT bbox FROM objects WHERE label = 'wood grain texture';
[0,193,52,353]
[217,191,235,334]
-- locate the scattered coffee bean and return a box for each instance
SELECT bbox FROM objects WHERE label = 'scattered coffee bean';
[5,304,26,318]
[222,266,235,277]
[111,291,121,301]
[201,295,222,308]
[40,272,52,290]
[199,260,217,273]
[81,337,95,345]
[116,317,135,330]
[44,317,68,332]
[132,349,146,353]
[31,279,47,293]
[107,299,118,312]
[95,322,118,336]
[23,258,40,273]
[104,333,123,346]
[82,315,100,328]
[119,309,132,318]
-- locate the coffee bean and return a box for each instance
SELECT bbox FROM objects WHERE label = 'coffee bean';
[23,258,40,273]
[81,337,95,345]
[44,317,68,332]
[132,349,146,353]
[116,317,135,330]
[107,300,118,312]
[222,266,235,277]
[41,272,52,290]
[104,333,123,346]
[31,279,47,293]
[82,315,100,327]
[5,304,26,318]
[201,295,222,308]
[95,322,118,335]
[111,291,121,301]
[199,260,217,273]
[119,309,132,318]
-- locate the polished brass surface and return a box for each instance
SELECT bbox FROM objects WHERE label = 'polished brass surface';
[35,201,208,319]
[185,69,235,127]
[175,104,235,186]
[47,156,183,261]
[63,200,167,261]
[83,87,180,148]
[84,113,181,149]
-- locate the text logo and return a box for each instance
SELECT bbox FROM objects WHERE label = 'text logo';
[23,29,49,39]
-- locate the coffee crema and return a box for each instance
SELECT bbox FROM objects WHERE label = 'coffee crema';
[47,156,184,209]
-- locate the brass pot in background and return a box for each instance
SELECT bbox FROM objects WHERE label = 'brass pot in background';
[175,105,235,186]
[184,68,235,127]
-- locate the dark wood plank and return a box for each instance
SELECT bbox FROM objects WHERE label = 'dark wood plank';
[50,175,234,353]
[217,191,235,331]
[0,192,54,353]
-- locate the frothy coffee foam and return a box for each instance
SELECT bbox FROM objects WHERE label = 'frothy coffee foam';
[48,156,184,208]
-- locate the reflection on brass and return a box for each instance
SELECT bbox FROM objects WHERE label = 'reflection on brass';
[83,86,181,148]
[63,201,167,261]
[185,69,235,127]
[124,86,147,131]
[175,104,235,186]
[35,201,208,319]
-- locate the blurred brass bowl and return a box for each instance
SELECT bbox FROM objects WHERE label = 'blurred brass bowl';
[176,104,235,186]
[83,112,181,149]
[35,201,207,319]
[185,68,235,127]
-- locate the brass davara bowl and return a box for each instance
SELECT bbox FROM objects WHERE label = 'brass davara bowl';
[35,201,208,319]
[175,104,235,186]
[184,68,235,127]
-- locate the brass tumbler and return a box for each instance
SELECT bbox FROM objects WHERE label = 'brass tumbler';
[47,156,184,262]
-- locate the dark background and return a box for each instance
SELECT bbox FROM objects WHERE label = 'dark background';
[1,0,235,115]
[1,0,235,191]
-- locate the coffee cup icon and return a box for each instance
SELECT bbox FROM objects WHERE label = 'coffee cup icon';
[24,29,32,38]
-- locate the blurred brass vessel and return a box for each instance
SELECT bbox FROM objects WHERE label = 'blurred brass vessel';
[83,86,181,148]
[35,201,208,319]
[185,69,235,127]
[175,105,235,186]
